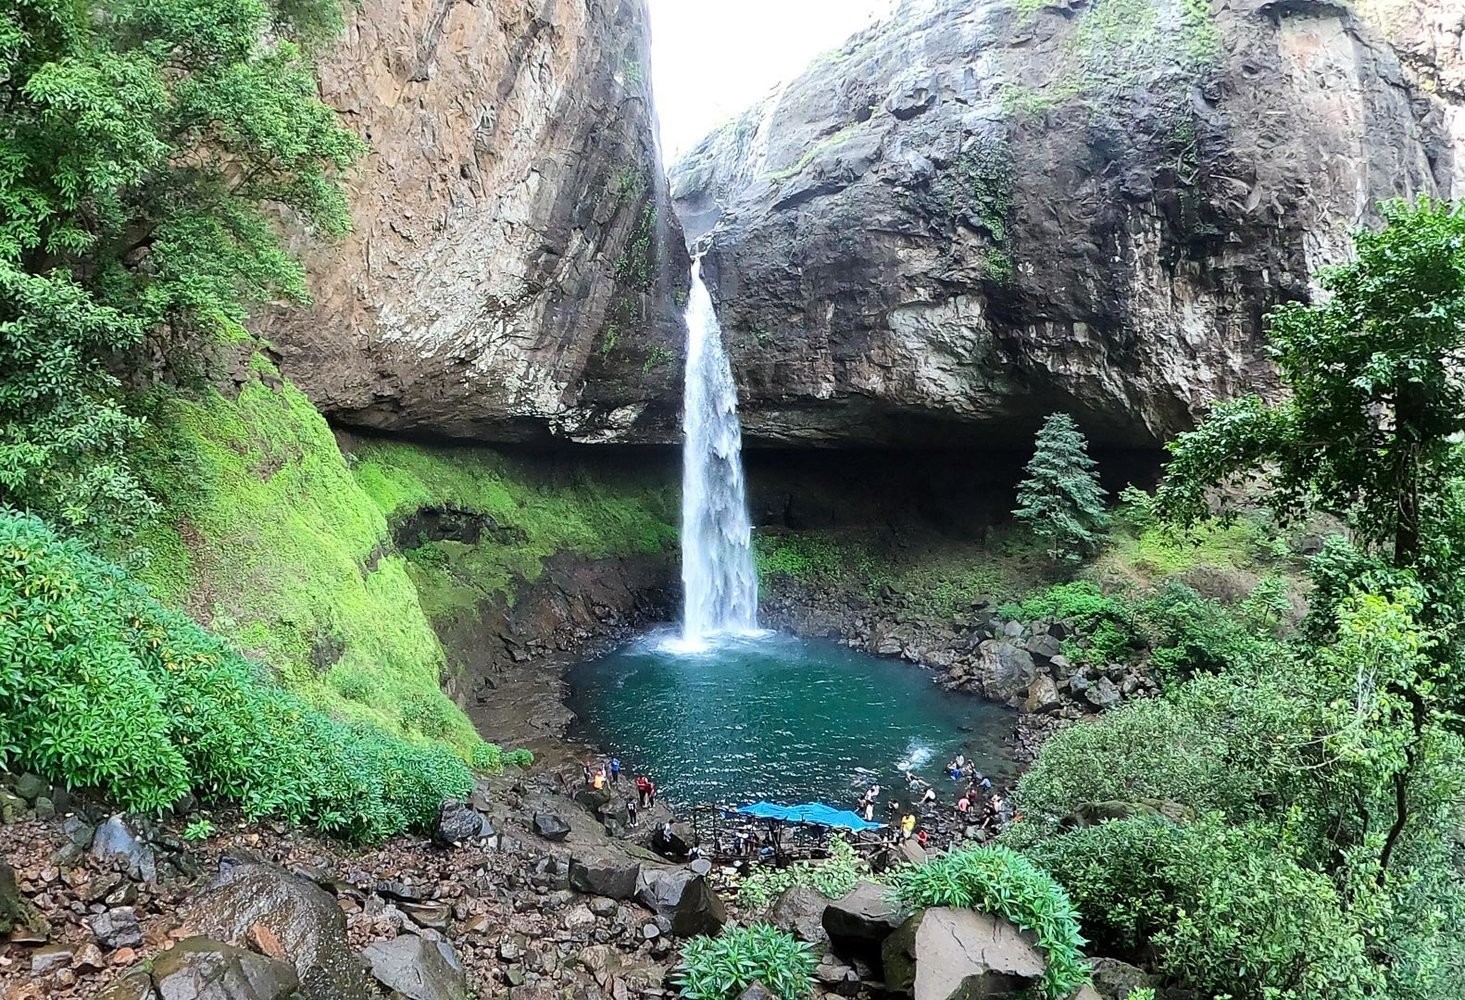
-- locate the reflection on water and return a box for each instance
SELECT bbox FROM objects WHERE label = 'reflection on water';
[565,629,1016,809]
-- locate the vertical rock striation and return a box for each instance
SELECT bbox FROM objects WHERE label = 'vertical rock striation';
[670,0,1464,449]
[263,0,689,445]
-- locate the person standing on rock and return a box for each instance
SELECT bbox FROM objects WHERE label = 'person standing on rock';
[863,799,875,823]
[900,813,917,840]
[627,796,638,828]
[636,775,654,808]
[609,756,622,784]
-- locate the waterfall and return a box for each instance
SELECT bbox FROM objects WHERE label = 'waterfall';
[678,259,759,646]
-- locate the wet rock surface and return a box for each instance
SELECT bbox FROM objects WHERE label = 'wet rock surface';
[670,0,1464,450]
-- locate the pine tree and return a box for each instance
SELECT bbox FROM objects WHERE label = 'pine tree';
[1013,413,1109,564]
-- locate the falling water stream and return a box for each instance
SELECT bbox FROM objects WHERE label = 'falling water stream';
[677,260,759,647]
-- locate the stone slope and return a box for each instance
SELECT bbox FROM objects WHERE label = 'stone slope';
[671,0,1465,449]
[262,0,689,445]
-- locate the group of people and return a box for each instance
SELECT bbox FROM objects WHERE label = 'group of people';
[854,753,1014,850]
[581,755,658,828]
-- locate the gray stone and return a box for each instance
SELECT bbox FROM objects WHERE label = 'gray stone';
[569,852,641,900]
[1088,956,1158,1000]
[635,868,727,938]
[31,944,74,975]
[91,815,157,881]
[433,800,489,847]
[882,907,1045,999]
[150,937,300,1000]
[184,862,375,1000]
[976,641,1039,705]
[90,907,143,950]
[1025,634,1063,661]
[361,934,468,1000]
[822,881,906,949]
[13,773,49,802]
[738,983,775,1000]
[1085,676,1122,709]
[1023,675,1063,714]
[532,813,571,841]
[33,796,55,821]
[771,883,830,949]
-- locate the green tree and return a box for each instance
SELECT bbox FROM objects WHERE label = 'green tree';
[1013,412,1109,563]
[1154,197,1465,875]
[0,0,363,534]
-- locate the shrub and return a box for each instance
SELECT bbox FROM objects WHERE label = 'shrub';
[1013,412,1110,564]
[0,511,481,841]
[1000,581,1139,665]
[1021,818,1384,1000]
[889,846,1088,999]
[738,836,866,909]
[1137,581,1276,682]
[675,924,818,1000]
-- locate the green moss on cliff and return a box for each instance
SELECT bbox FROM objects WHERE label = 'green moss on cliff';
[352,441,676,624]
[129,368,481,758]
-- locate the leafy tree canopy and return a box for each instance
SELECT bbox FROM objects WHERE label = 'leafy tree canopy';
[0,0,362,533]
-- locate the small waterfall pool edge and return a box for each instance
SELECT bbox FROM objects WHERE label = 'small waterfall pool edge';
[565,628,1017,810]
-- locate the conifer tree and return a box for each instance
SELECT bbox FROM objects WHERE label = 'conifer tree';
[1013,413,1109,563]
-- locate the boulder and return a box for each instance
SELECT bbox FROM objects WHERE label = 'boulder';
[1023,675,1062,714]
[1084,676,1122,709]
[1087,957,1157,999]
[1025,634,1063,661]
[31,944,74,975]
[569,852,641,900]
[13,772,49,802]
[532,813,572,842]
[976,641,1039,705]
[898,839,929,865]
[361,934,468,1000]
[770,884,830,949]
[184,862,375,1000]
[91,815,157,881]
[883,907,1045,999]
[822,881,906,950]
[433,800,489,847]
[150,937,300,1000]
[739,983,775,1000]
[652,821,695,859]
[90,907,143,950]
[635,868,727,938]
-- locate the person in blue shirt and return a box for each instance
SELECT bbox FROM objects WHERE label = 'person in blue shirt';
[609,757,622,784]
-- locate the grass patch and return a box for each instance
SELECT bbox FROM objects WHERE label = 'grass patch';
[128,367,483,757]
[352,441,676,622]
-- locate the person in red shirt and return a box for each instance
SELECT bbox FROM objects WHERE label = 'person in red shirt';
[635,775,654,808]
[916,828,929,848]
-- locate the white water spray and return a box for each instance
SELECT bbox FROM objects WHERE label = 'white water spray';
[678,260,759,647]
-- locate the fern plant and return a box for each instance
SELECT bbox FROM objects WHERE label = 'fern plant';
[889,846,1090,999]
[675,924,818,1000]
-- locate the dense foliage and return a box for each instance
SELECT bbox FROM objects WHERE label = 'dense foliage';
[675,924,818,1000]
[1005,199,1465,1000]
[738,835,867,909]
[0,511,521,841]
[1014,412,1109,563]
[0,0,361,532]
[889,846,1089,999]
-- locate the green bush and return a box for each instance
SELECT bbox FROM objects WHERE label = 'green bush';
[675,924,818,1000]
[1000,581,1139,664]
[889,846,1089,999]
[1021,818,1384,1000]
[0,511,485,841]
[1138,581,1276,682]
[1012,670,1317,828]
[738,836,867,909]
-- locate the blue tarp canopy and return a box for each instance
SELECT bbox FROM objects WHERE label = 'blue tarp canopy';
[733,802,884,831]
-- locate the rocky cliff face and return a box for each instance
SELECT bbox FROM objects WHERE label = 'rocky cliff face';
[262,0,689,445]
[671,0,1465,449]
